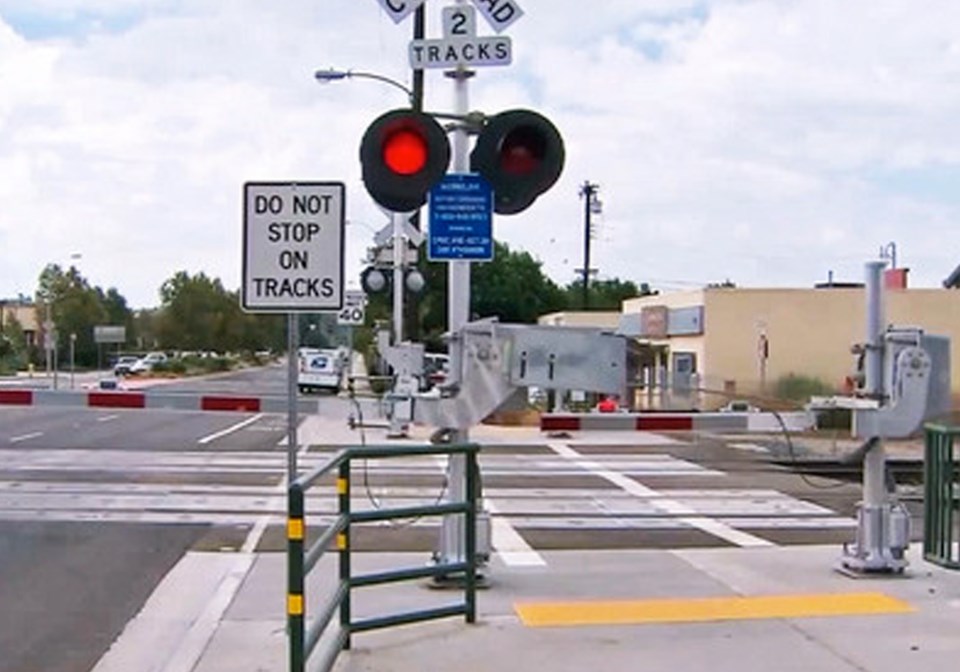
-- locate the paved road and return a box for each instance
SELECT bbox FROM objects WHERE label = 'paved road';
[0,365,871,670]
[0,367,296,672]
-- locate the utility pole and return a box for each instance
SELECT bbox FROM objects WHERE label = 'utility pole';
[579,181,600,309]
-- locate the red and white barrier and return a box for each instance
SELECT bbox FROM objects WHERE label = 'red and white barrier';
[541,411,813,433]
[0,388,315,414]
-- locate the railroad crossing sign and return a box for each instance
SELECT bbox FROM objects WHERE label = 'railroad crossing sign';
[376,0,524,32]
[409,5,512,70]
[375,0,427,24]
[337,290,367,326]
[242,182,346,312]
[470,0,524,33]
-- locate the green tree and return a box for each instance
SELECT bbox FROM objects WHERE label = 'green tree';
[154,271,285,355]
[564,277,654,310]
[36,264,129,368]
[156,271,240,351]
[471,241,567,323]
[390,240,567,351]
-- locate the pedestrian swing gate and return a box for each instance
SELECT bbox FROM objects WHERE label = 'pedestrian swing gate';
[287,443,480,672]
[924,424,960,569]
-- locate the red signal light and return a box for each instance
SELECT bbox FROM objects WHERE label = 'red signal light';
[360,109,451,212]
[471,109,565,214]
[383,129,428,175]
[499,126,545,175]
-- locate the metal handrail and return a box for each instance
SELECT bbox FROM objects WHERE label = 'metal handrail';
[923,424,960,569]
[288,443,480,672]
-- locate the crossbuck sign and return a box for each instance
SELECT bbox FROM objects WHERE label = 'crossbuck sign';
[242,182,346,312]
[377,1,524,33]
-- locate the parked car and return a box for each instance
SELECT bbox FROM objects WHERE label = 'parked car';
[128,352,168,375]
[719,400,760,413]
[113,356,140,376]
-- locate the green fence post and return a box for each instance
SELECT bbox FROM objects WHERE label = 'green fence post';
[924,426,960,569]
[465,445,477,624]
[288,482,305,672]
[338,459,352,650]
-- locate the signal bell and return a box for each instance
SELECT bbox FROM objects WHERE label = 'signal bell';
[470,109,565,215]
[359,109,451,213]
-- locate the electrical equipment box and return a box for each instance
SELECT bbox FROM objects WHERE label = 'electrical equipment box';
[506,325,625,395]
[884,329,951,422]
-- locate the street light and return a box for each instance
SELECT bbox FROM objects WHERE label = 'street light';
[314,68,414,106]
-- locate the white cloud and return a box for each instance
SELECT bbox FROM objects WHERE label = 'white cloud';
[0,0,959,308]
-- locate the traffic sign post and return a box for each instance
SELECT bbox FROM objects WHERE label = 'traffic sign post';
[242,182,346,313]
[242,181,345,488]
[337,290,367,326]
[339,290,367,384]
[365,0,533,578]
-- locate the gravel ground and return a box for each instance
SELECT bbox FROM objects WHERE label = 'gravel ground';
[720,431,927,460]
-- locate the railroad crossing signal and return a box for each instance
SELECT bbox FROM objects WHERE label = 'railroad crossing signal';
[359,109,451,213]
[470,109,565,214]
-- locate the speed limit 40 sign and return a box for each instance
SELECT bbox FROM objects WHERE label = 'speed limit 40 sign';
[338,290,366,326]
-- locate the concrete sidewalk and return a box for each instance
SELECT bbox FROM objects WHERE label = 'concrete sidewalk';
[93,542,960,672]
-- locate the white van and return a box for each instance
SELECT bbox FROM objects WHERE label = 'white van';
[298,348,343,394]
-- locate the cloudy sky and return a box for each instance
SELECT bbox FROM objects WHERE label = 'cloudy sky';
[1,0,958,308]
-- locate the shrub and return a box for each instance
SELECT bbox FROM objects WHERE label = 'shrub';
[774,373,835,402]
[154,359,187,374]
[202,357,231,373]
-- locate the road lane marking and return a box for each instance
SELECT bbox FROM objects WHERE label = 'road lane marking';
[485,499,546,567]
[515,592,914,627]
[241,435,311,553]
[547,442,774,548]
[9,432,43,443]
[730,442,769,453]
[198,413,264,445]
[97,414,119,423]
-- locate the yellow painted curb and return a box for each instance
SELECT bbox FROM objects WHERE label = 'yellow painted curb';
[515,592,914,627]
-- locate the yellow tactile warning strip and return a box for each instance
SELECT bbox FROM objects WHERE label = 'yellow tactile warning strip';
[515,592,914,627]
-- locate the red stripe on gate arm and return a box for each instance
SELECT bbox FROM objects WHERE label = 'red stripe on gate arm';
[201,396,261,412]
[89,392,146,409]
[0,389,33,405]
[636,415,694,431]
[540,415,581,431]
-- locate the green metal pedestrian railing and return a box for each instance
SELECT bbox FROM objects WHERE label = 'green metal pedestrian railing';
[287,443,479,672]
[923,424,960,569]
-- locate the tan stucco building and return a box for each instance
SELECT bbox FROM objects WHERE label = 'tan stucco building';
[0,298,39,348]
[621,285,960,409]
[539,281,960,411]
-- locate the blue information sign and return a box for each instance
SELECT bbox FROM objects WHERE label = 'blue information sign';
[428,173,493,261]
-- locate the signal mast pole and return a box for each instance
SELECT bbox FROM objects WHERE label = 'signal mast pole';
[437,0,476,569]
